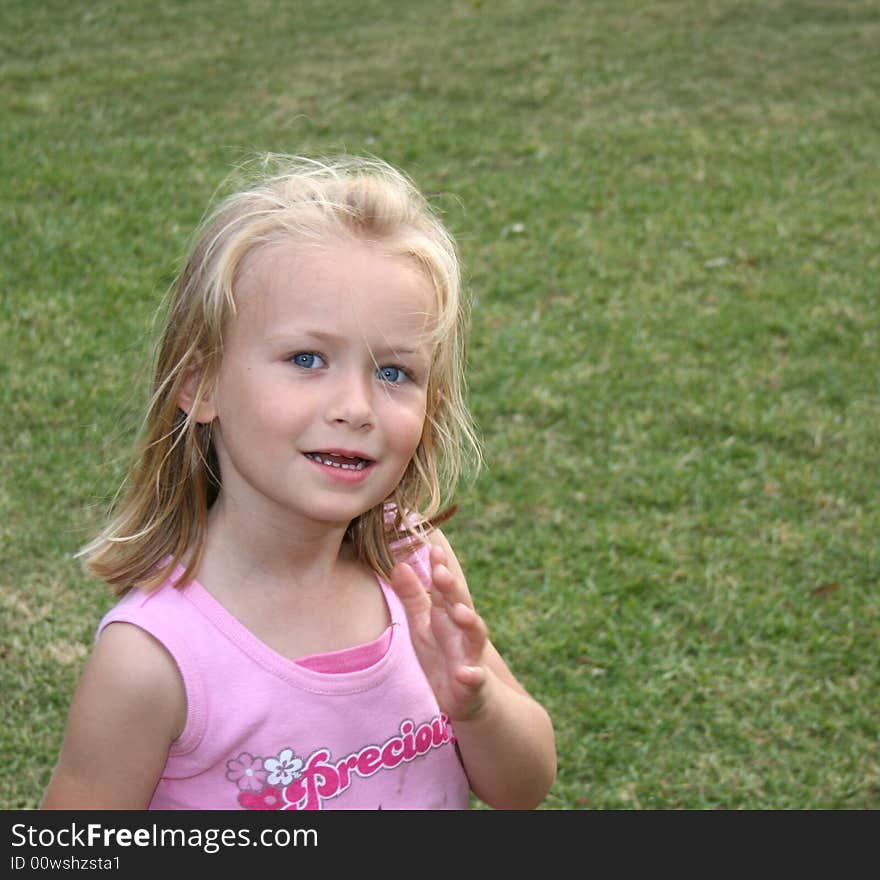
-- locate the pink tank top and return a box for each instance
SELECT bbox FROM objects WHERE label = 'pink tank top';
[98,544,471,810]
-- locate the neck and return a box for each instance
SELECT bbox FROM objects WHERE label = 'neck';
[198,493,355,597]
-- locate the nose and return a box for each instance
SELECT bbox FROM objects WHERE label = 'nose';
[324,371,374,430]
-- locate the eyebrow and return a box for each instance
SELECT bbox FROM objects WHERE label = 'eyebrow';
[267,329,425,357]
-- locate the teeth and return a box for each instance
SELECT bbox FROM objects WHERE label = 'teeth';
[306,453,367,470]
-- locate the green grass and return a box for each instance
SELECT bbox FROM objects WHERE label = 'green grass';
[2,0,878,809]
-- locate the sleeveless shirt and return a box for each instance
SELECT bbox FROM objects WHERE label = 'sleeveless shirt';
[97,542,471,810]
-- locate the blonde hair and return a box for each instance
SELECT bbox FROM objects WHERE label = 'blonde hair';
[82,155,481,594]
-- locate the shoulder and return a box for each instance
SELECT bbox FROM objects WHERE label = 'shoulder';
[41,622,186,809]
[98,572,202,658]
[82,622,187,741]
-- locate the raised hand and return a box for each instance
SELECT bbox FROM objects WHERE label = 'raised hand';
[390,542,490,722]
[390,533,557,808]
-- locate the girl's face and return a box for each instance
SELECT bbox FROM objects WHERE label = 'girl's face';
[200,236,434,533]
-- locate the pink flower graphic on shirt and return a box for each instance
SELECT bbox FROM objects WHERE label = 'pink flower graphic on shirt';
[264,747,303,786]
[239,784,283,811]
[226,752,268,792]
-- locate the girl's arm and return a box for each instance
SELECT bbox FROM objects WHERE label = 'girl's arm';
[390,530,557,809]
[41,623,185,810]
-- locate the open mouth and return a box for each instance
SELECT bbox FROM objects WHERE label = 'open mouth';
[304,452,372,471]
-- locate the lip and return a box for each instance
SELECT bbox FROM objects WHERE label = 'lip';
[304,450,375,484]
[306,447,374,461]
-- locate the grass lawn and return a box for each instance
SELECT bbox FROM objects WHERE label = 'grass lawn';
[2,0,878,809]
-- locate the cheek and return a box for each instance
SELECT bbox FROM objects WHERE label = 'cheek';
[387,398,428,454]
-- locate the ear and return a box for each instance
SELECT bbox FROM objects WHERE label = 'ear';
[178,366,217,424]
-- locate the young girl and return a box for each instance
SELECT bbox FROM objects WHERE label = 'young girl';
[42,155,556,811]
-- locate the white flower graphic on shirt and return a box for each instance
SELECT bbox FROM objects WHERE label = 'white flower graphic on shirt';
[264,747,304,786]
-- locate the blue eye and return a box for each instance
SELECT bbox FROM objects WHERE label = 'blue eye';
[292,352,325,369]
[377,365,408,384]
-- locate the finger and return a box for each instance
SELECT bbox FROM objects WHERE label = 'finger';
[431,563,472,608]
[450,602,487,639]
[449,603,488,662]
[429,602,461,650]
[429,543,447,570]
[426,564,455,614]
[430,604,471,677]
[390,563,431,615]
[429,564,455,601]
